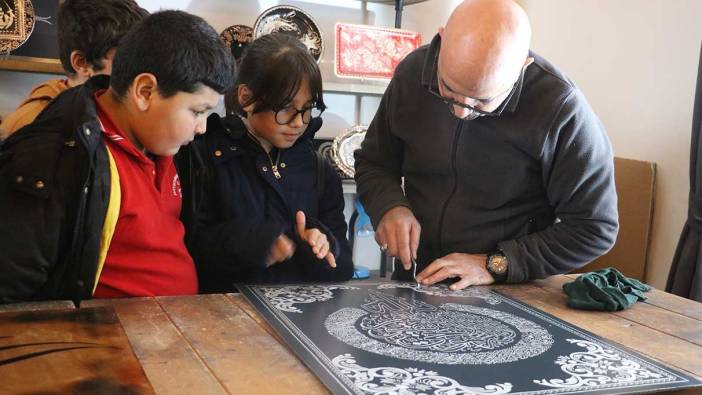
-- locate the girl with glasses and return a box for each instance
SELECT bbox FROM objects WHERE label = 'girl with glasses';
[177,33,353,292]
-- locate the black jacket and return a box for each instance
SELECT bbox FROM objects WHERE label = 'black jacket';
[176,114,354,292]
[355,34,619,282]
[0,76,112,304]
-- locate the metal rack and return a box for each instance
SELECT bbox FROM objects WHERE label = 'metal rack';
[327,1,429,276]
[363,0,429,28]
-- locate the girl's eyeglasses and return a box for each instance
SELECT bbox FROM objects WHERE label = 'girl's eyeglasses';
[274,105,324,125]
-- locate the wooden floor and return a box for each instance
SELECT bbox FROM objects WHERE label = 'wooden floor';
[1,274,701,394]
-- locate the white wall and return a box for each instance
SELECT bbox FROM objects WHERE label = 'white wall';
[522,0,702,288]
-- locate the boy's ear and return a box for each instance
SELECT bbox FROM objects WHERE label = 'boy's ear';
[69,50,92,79]
[237,84,255,113]
[131,73,159,112]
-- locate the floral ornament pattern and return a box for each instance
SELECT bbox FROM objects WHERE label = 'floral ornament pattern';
[377,283,502,305]
[261,284,359,313]
[335,23,421,80]
[333,353,512,395]
[534,339,676,390]
[326,291,553,364]
[253,5,323,61]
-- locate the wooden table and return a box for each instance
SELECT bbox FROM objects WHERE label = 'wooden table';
[2,274,701,394]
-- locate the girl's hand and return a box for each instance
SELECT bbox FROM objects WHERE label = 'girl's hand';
[296,211,337,268]
[266,234,295,267]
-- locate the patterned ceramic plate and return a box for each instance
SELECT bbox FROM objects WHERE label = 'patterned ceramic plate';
[253,5,323,63]
[0,0,35,54]
[219,24,253,62]
[332,125,367,178]
[316,139,349,179]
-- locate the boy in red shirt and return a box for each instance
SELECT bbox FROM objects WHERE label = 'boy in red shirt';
[0,10,235,304]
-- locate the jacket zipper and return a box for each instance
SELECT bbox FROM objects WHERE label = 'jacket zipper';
[247,132,282,179]
[269,150,282,179]
[68,177,90,303]
[437,121,463,253]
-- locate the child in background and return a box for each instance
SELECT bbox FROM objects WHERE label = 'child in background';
[0,10,235,303]
[1,0,148,137]
[179,33,353,292]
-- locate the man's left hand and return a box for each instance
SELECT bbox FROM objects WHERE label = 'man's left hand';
[415,253,494,290]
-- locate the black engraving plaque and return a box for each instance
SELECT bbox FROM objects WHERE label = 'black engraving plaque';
[238,282,701,395]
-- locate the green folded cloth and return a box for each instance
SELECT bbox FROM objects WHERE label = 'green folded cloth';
[562,268,652,311]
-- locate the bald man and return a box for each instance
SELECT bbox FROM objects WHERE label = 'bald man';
[355,0,618,290]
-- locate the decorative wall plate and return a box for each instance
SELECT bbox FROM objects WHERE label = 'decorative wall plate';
[332,125,367,178]
[219,24,253,62]
[253,5,323,63]
[238,282,702,395]
[335,23,421,80]
[0,0,35,54]
[314,139,349,179]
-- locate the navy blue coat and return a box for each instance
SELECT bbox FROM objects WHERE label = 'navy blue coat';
[176,114,353,292]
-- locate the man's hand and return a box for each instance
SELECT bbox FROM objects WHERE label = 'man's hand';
[415,253,494,290]
[267,234,295,267]
[296,211,336,268]
[375,206,421,270]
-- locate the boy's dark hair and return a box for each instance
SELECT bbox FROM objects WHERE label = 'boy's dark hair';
[57,0,148,75]
[227,33,325,116]
[110,10,236,99]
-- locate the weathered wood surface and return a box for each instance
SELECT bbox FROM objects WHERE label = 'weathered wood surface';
[0,300,74,313]
[0,306,153,394]
[84,297,227,395]
[157,294,328,395]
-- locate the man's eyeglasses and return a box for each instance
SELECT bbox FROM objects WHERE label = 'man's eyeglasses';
[273,105,324,125]
[427,51,523,120]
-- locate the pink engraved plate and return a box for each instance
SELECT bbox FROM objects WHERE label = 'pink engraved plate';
[335,23,421,80]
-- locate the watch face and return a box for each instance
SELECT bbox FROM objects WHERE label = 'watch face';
[489,255,508,275]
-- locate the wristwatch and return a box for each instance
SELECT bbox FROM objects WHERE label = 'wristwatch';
[486,250,509,282]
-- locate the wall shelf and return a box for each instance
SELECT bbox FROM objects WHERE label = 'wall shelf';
[323,81,388,96]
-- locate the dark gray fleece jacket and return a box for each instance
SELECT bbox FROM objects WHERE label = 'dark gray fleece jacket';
[354,34,619,283]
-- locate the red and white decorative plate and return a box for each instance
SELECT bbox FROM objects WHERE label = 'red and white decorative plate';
[334,23,421,81]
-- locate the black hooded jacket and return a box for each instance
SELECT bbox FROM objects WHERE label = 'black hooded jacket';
[0,76,112,304]
[176,114,354,292]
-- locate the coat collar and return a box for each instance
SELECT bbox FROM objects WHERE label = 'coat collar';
[211,113,323,143]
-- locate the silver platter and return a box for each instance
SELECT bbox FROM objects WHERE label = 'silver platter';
[332,125,367,178]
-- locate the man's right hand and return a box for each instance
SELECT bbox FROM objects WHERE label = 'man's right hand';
[266,234,296,267]
[375,206,421,270]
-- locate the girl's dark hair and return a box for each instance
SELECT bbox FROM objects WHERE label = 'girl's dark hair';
[58,0,148,75]
[227,33,325,116]
[110,10,235,100]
